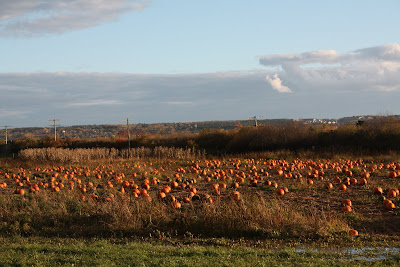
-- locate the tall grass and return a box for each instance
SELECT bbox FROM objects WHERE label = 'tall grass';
[19,146,206,163]
[0,191,348,238]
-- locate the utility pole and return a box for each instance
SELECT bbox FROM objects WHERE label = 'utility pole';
[2,126,11,144]
[122,118,134,156]
[247,116,263,127]
[49,119,60,141]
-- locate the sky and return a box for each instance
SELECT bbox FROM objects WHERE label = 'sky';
[1,0,400,127]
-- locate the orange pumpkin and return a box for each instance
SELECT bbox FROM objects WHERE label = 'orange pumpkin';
[276,188,285,196]
[385,201,395,211]
[387,189,397,198]
[231,191,241,200]
[341,205,352,212]
[230,182,239,189]
[358,178,367,186]
[172,201,181,209]
[374,187,383,195]
[325,182,333,189]
[342,199,352,206]
[349,229,359,236]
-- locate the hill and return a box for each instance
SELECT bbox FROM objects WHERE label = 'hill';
[1,115,399,141]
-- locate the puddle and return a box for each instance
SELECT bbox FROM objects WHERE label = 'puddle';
[295,246,400,261]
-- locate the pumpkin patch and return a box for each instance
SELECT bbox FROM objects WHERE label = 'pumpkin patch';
[1,152,400,240]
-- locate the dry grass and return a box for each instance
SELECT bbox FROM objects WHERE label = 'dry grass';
[0,189,348,238]
[3,152,400,240]
[19,146,205,163]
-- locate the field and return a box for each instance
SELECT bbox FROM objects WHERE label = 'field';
[2,147,400,265]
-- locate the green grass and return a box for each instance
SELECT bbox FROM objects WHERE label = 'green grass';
[0,237,400,266]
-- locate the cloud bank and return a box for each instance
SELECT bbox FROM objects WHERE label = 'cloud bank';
[259,43,400,93]
[0,0,149,36]
[1,44,400,127]
[0,71,275,127]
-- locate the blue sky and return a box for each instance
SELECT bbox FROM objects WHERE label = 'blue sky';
[1,0,400,127]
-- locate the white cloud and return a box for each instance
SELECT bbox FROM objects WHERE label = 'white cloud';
[68,100,122,107]
[1,46,400,127]
[260,50,339,66]
[0,0,149,36]
[353,43,400,61]
[259,43,400,93]
[265,74,292,93]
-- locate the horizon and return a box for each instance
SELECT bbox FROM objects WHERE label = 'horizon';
[1,1,400,127]
[2,113,393,130]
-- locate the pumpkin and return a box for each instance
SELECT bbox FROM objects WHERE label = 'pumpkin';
[361,172,370,179]
[385,201,395,211]
[235,177,245,183]
[373,187,383,195]
[349,229,359,236]
[139,189,148,195]
[276,188,285,196]
[350,178,357,184]
[387,189,397,198]
[172,201,181,209]
[358,178,367,186]
[230,182,239,189]
[162,186,171,194]
[231,191,241,200]
[14,189,25,195]
[325,182,333,189]
[341,205,352,212]
[190,187,197,194]
[342,199,352,206]
[142,183,151,190]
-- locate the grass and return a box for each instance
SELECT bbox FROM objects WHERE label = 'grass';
[3,151,400,264]
[0,189,349,239]
[1,237,400,266]
[18,146,205,164]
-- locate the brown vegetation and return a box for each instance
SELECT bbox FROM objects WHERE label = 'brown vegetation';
[2,153,400,239]
[4,116,400,156]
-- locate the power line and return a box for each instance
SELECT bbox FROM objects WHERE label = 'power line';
[2,126,12,144]
[122,118,134,156]
[247,116,263,127]
[49,119,60,141]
